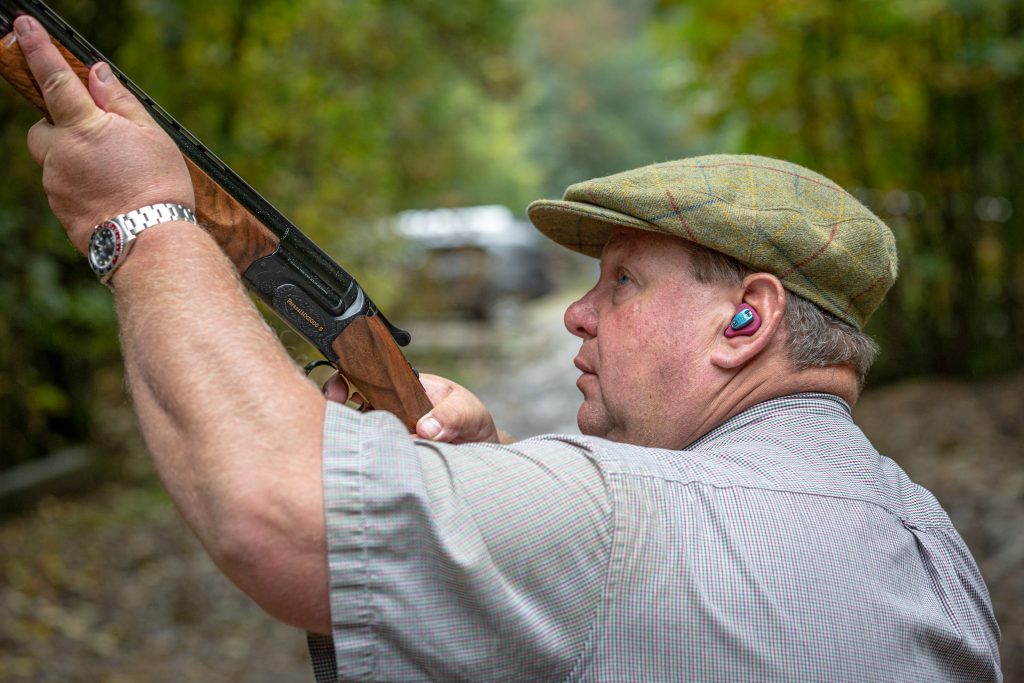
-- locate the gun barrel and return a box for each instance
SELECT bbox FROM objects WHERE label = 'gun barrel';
[1,0,377,313]
[0,0,429,428]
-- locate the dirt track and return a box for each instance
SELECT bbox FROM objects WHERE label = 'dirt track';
[1,292,1020,681]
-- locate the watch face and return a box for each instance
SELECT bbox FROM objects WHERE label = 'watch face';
[88,222,125,276]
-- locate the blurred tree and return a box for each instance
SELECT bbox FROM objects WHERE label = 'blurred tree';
[653,0,1024,380]
[115,0,539,294]
[0,0,537,468]
[0,0,128,470]
[522,0,688,197]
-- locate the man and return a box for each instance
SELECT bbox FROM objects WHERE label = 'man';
[12,15,1001,682]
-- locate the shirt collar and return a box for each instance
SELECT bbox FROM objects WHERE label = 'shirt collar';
[686,392,852,451]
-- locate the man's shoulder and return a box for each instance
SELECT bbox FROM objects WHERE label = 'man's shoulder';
[524,429,828,502]
[526,394,954,529]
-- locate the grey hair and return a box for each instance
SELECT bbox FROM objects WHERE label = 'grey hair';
[682,241,879,389]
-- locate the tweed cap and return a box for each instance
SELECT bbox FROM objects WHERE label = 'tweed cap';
[527,154,898,329]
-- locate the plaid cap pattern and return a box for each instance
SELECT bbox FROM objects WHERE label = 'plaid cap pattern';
[527,154,898,329]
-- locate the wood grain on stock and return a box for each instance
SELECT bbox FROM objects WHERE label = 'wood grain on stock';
[331,315,434,432]
[0,31,277,270]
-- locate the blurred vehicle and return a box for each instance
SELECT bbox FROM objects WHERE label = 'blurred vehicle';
[395,205,555,320]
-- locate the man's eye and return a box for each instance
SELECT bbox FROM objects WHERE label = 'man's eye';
[616,272,632,286]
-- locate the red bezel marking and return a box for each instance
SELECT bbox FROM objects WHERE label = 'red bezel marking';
[104,221,126,268]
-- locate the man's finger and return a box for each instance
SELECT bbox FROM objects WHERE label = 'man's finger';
[14,16,98,127]
[26,117,55,166]
[322,373,353,404]
[88,62,156,128]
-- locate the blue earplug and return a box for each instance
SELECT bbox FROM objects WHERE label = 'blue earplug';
[724,306,761,338]
[730,308,755,330]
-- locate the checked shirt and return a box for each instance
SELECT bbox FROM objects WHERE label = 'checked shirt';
[308,393,1001,682]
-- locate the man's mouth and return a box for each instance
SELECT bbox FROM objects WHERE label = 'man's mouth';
[573,356,596,375]
[573,357,597,392]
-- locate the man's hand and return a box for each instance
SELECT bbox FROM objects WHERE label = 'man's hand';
[416,373,505,444]
[15,15,193,252]
[323,371,507,444]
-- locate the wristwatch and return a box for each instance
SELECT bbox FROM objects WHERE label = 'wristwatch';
[87,203,197,284]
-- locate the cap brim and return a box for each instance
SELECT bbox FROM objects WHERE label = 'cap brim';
[527,199,659,258]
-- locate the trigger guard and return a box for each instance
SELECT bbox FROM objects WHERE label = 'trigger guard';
[304,359,337,376]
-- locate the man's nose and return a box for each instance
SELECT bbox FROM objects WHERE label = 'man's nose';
[564,290,597,339]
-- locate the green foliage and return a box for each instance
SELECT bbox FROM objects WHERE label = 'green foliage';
[0,0,537,467]
[117,0,541,303]
[522,0,688,196]
[653,0,1024,381]
[0,0,127,469]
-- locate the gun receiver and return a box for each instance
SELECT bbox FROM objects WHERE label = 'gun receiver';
[0,0,434,430]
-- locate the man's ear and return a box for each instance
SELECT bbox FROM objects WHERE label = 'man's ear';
[709,273,787,370]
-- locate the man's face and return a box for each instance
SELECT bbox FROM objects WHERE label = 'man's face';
[564,228,729,448]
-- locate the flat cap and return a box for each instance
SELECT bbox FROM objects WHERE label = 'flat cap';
[527,154,898,329]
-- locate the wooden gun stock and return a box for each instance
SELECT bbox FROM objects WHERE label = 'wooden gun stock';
[0,25,432,432]
[332,316,435,427]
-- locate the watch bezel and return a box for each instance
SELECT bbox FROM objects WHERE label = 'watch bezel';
[88,219,131,283]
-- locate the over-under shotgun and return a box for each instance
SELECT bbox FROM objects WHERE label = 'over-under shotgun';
[0,0,434,431]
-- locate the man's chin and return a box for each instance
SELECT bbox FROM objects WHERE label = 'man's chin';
[576,403,609,438]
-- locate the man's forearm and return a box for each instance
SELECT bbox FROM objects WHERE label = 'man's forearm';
[111,221,330,631]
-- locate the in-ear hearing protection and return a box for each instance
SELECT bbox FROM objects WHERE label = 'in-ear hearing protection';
[724,305,761,338]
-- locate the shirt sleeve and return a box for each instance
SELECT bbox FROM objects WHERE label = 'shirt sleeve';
[315,401,613,683]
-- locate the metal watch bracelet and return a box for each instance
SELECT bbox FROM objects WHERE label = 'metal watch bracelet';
[88,202,197,284]
[114,203,196,235]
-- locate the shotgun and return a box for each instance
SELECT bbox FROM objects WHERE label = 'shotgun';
[0,0,434,431]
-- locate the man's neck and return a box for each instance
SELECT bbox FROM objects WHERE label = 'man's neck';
[743,365,857,410]
[687,363,859,449]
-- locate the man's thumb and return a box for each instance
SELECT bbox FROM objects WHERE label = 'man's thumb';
[416,413,446,441]
[88,62,151,126]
